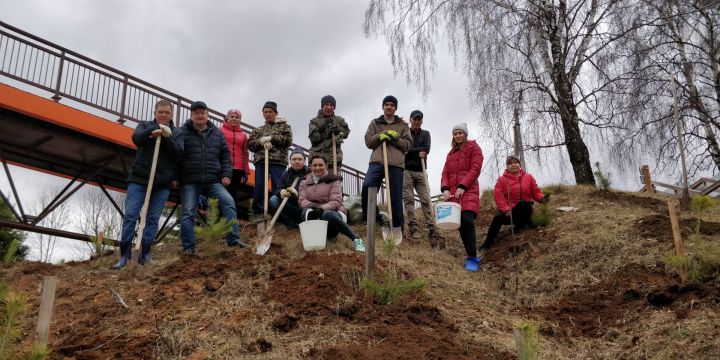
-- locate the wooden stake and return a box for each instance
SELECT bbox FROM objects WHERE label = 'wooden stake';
[641,165,655,193]
[365,187,377,281]
[671,76,691,210]
[667,200,687,284]
[35,276,58,346]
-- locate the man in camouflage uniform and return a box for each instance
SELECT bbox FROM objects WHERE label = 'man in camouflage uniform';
[248,101,293,222]
[308,95,349,173]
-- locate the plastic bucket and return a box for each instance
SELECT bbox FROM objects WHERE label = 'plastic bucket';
[434,202,461,230]
[299,220,328,251]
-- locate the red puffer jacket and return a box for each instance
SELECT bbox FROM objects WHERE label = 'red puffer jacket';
[440,140,483,214]
[221,122,249,172]
[493,169,544,213]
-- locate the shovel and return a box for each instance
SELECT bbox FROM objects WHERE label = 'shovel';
[257,145,270,235]
[255,177,300,255]
[126,135,161,274]
[380,142,401,244]
[332,133,338,175]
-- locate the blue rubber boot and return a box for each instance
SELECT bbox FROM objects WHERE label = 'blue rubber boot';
[140,243,152,265]
[112,243,131,270]
[464,257,481,272]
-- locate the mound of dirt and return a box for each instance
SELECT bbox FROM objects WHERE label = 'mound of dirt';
[482,227,556,270]
[634,214,720,242]
[589,191,666,211]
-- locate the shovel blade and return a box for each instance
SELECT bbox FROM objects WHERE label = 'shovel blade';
[255,243,270,256]
[380,226,390,241]
[392,227,403,245]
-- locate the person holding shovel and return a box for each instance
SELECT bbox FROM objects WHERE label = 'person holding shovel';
[440,123,484,272]
[361,95,412,239]
[113,99,183,269]
[308,95,350,173]
[268,148,310,229]
[179,101,247,255]
[402,109,438,245]
[220,109,249,203]
[481,155,546,250]
[248,101,293,225]
[300,154,365,252]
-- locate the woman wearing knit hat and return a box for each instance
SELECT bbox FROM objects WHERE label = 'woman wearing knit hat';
[220,109,250,207]
[440,123,484,272]
[481,155,546,251]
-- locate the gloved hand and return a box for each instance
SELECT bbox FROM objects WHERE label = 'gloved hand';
[260,135,272,144]
[386,129,399,140]
[158,124,172,138]
[336,132,345,143]
[379,133,392,142]
[280,189,290,199]
[286,187,298,198]
[326,122,341,135]
[263,142,273,150]
[539,194,551,204]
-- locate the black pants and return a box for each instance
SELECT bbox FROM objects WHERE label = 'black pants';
[482,201,533,249]
[226,169,246,201]
[459,210,478,258]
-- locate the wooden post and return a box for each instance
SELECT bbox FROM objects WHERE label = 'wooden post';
[365,187,377,281]
[36,276,58,346]
[641,165,655,193]
[670,75,691,210]
[667,200,687,284]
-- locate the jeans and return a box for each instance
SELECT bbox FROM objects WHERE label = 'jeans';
[403,170,435,232]
[482,201,534,249]
[252,163,286,216]
[269,195,302,228]
[459,210,477,257]
[302,209,358,240]
[361,163,404,228]
[180,183,240,251]
[120,182,170,250]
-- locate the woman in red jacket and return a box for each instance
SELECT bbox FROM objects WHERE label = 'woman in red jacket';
[440,123,484,272]
[300,154,365,252]
[220,109,250,202]
[481,155,546,250]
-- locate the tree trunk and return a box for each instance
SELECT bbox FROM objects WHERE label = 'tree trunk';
[559,101,596,185]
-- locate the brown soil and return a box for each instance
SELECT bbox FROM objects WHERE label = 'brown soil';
[481,228,556,270]
[589,190,666,211]
[634,213,720,242]
[264,253,513,359]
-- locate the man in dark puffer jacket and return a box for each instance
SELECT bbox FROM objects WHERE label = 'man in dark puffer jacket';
[113,99,183,269]
[179,101,247,254]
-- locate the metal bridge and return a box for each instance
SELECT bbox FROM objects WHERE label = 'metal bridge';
[0,21,382,246]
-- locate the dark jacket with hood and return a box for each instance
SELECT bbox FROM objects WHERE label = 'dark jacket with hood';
[180,120,232,184]
[273,165,311,206]
[308,110,350,165]
[404,127,431,172]
[128,120,183,187]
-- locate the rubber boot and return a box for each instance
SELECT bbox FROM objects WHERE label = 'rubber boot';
[464,257,481,272]
[139,243,152,265]
[112,243,131,270]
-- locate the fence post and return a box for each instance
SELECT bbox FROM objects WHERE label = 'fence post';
[51,51,65,102]
[667,200,687,284]
[366,187,377,280]
[117,76,128,124]
[641,165,655,193]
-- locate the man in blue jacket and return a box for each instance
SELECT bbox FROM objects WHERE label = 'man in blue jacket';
[179,101,247,254]
[113,100,183,269]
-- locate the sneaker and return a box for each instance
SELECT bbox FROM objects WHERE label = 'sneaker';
[464,257,481,272]
[353,238,366,253]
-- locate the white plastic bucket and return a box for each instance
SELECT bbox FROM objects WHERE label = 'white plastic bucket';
[434,202,461,230]
[299,220,328,251]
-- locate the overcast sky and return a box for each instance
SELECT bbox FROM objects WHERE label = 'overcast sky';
[2,0,623,261]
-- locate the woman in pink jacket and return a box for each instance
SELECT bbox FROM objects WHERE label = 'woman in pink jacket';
[481,155,546,250]
[299,154,365,252]
[440,123,484,272]
[220,109,249,201]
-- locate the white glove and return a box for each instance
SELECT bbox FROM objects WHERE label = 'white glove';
[287,187,298,197]
[263,142,273,150]
[260,136,272,144]
[280,189,290,199]
[158,124,172,138]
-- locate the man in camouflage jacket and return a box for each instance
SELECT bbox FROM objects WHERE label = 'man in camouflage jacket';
[308,95,349,173]
[248,101,293,220]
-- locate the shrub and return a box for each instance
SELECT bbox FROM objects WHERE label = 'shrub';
[513,320,539,360]
[663,240,720,284]
[194,198,236,243]
[361,270,427,305]
[480,189,495,210]
[593,162,611,191]
[691,195,717,235]
[531,203,552,227]
[0,283,48,360]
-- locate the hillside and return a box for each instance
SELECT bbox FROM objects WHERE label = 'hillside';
[5,186,720,359]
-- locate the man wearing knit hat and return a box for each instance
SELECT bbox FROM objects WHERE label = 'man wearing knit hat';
[268,148,310,229]
[402,109,438,245]
[308,95,350,173]
[248,101,293,224]
[361,95,413,239]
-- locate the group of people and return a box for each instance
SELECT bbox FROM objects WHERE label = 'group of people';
[113,94,547,273]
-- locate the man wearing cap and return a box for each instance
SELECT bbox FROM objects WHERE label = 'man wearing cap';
[268,148,310,229]
[113,99,183,269]
[248,101,293,224]
[178,101,247,255]
[309,95,350,173]
[361,95,413,239]
[402,110,438,245]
